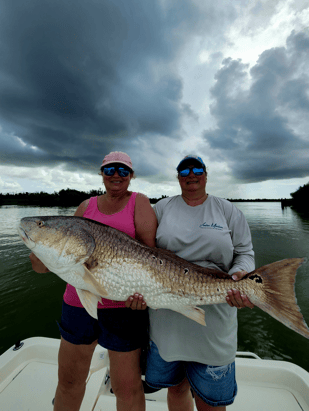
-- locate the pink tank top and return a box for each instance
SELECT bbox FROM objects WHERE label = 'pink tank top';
[63,192,137,309]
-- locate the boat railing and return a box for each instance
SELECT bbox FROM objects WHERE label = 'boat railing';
[236,351,261,359]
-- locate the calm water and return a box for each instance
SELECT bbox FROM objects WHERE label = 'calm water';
[0,203,309,371]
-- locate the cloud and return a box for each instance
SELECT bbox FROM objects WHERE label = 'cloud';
[203,29,309,183]
[0,176,22,193]
[1,0,308,198]
[0,0,241,177]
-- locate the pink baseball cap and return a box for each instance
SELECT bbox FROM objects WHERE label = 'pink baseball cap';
[101,151,133,170]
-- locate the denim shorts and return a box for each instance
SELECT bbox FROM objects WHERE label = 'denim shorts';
[58,301,149,352]
[145,340,237,407]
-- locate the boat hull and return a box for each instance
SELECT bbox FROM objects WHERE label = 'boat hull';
[0,338,309,411]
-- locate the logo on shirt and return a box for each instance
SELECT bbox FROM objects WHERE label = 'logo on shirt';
[199,222,223,230]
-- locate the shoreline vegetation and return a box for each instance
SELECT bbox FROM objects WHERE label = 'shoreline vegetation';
[280,182,309,212]
[0,183,307,211]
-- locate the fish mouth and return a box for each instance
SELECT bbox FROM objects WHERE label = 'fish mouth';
[17,226,35,249]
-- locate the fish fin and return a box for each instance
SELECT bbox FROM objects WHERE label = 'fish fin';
[178,306,206,326]
[250,258,309,339]
[82,263,109,297]
[76,289,100,319]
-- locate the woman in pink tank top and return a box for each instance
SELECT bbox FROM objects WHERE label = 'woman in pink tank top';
[63,193,137,309]
[30,151,157,411]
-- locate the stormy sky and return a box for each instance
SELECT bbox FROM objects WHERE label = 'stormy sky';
[0,0,309,198]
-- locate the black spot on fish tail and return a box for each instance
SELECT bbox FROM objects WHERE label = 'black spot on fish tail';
[248,274,263,284]
[249,258,309,339]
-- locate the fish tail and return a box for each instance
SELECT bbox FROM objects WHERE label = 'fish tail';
[249,258,309,339]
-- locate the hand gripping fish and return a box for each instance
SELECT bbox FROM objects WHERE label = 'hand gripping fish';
[18,216,309,339]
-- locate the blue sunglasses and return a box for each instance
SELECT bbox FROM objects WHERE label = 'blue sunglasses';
[179,167,204,177]
[103,166,131,177]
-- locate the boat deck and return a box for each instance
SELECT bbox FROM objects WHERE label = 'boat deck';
[0,338,308,411]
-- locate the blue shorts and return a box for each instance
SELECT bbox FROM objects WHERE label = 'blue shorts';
[145,341,237,407]
[58,301,149,352]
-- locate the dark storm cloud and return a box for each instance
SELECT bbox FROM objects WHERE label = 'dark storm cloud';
[203,30,309,183]
[0,0,239,175]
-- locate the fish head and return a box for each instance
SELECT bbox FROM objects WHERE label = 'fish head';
[18,216,96,274]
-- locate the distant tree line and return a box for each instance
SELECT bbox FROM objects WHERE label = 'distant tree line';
[0,189,169,207]
[0,189,296,207]
[1,185,307,212]
[0,189,102,207]
[282,182,309,212]
[227,198,282,202]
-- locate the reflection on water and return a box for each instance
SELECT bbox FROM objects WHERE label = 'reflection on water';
[236,203,309,265]
[238,310,294,361]
[0,204,309,372]
[234,203,309,370]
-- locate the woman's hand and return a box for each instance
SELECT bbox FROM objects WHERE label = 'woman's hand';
[29,253,50,273]
[125,294,147,310]
[226,271,254,309]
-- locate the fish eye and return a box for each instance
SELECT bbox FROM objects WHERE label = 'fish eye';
[37,221,44,227]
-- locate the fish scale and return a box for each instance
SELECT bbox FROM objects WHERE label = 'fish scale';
[18,215,309,339]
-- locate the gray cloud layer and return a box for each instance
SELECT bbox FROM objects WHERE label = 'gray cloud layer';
[0,0,239,174]
[203,30,309,182]
[0,0,308,184]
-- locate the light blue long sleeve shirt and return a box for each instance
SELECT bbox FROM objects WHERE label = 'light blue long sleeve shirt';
[149,194,255,366]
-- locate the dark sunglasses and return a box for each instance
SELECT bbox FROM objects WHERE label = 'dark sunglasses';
[103,166,131,177]
[178,167,204,177]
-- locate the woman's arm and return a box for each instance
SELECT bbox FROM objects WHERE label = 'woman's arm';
[134,193,157,248]
[74,198,90,217]
[29,252,50,273]
[226,205,255,309]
